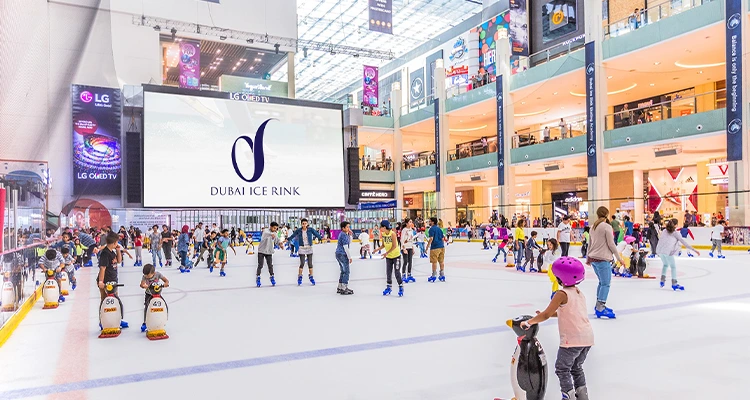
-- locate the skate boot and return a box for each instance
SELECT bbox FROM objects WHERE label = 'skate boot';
[516,265,526,273]
[341,285,354,295]
[529,267,538,273]
[621,271,633,278]
[58,295,65,303]
[297,275,303,286]
[219,270,226,277]
[688,253,694,257]
[209,265,214,273]
[71,282,77,290]
[407,275,416,283]
[492,257,497,263]
[427,275,437,283]
[709,252,714,258]
[369,254,372,259]
[309,275,316,286]
[337,283,344,294]
[120,321,129,329]
[383,285,392,296]
[256,276,261,288]
[678,251,682,257]
[594,306,616,319]
[575,386,589,400]
[159,261,163,267]
[401,272,408,283]
[672,280,685,291]
[438,274,446,282]
[141,323,147,333]
[719,254,726,259]
[270,276,276,286]
[398,285,404,297]
[562,388,576,400]
[179,268,186,273]
[84,261,93,267]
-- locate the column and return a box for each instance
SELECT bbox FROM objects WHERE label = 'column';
[392,83,404,214]
[435,62,455,224]
[496,36,515,221]
[727,0,750,225]
[632,170,644,224]
[585,0,610,213]
[287,52,295,99]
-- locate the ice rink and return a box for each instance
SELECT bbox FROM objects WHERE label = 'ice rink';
[1,242,748,400]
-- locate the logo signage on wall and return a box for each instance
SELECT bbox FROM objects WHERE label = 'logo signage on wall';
[363,65,379,106]
[71,85,122,196]
[496,76,505,186]
[358,200,397,210]
[360,190,394,199]
[726,0,743,162]
[220,75,288,97]
[434,98,441,192]
[585,41,597,178]
[409,67,425,108]
[368,0,393,34]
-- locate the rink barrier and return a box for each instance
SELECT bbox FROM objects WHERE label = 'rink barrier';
[0,284,43,348]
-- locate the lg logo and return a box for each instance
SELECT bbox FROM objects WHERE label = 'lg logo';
[80,91,93,103]
[80,91,110,104]
[231,119,273,182]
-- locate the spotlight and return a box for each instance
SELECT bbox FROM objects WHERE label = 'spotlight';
[303,47,308,58]
[171,27,177,41]
[353,54,359,58]
[153,25,161,31]
[220,35,227,40]
[274,43,280,54]
[247,38,254,44]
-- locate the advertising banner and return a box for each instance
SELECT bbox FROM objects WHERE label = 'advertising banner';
[358,200,397,210]
[726,0,743,161]
[434,99,441,192]
[496,76,505,186]
[509,0,529,56]
[368,0,393,34]
[585,41,597,178]
[409,67,425,108]
[219,75,288,97]
[143,87,345,208]
[178,39,201,90]
[363,65,379,106]
[425,50,443,104]
[71,85,122,196]
[0,187,4,253]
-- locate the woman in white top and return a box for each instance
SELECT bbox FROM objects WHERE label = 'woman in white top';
[358,230,371,259]
[400,218,416,283]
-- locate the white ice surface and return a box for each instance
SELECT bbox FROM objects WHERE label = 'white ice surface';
[0,243,748,399]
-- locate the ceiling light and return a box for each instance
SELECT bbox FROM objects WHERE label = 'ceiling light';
[153,25,161,31]
[570,83,637,97]
[514,108,550,117]
[220,35,227,40]
[201,71,205,76]
[674,61,725,69]
[698,70,703,74]
[216,49,221,54]
[232,67,237,71]
[249,66,254,70]
[258,52,265,55]
[607,76,613,79]
[236,61,241,66]
[650,83,655,86]
[255,58,261,62]
[653,61,660,65]
[521,101,526,105]
[553,92,558,95]
[482,113,486,116]
[449,125,488,132]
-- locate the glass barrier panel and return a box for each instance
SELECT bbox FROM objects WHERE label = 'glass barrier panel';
[605,89,725,130]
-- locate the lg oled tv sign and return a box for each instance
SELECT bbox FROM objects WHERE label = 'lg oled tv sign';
[142,87,345,208]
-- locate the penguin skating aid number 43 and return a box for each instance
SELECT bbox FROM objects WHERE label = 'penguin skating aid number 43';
[144,283,169,340]
[99,282,125,338]
[494,315,548,400]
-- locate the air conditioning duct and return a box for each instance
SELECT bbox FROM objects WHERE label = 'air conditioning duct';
[544,162,563,172]
[654,145,682,158]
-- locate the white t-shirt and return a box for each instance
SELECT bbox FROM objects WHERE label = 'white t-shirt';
[543,247,561,266]
[358,232,370,245]
[616,241,634,258]
[194,229,205,242]
[557,222,572,243]
[416,232,426,243]
[401,228,415,249]
[711,225,724,240]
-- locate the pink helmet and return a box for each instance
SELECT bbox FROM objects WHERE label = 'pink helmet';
[624,235,636,244]
[551,257,586,287]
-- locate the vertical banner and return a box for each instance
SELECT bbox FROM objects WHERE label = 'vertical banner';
[363,65,379,107]
[434,99,441,193]
[726,0,743,161]
[585,41,597,177]
[496,76,505,186]
[409,67,425,108]
[179,39,201,89]
[509,0,529,56]
[368,0,393,34]
[0,187,4,253]
[425,50,443,104]
[72,85,122,195]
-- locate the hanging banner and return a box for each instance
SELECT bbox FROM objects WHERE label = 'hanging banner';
[509,0,529,56]
[409,67,425,109]
[363,65,379,107]
[0,187,4,253]
[496,75,505,186]
[178,39,201,89]
[434,99,441,192]
[358,200,397,210]
[368,0,393,35]
[726,0,743,161]
[585,41,597,178]
[425,50,443,104]
[71,85,122,195]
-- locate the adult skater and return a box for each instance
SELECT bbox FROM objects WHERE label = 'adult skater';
[160,225,174,267]
[656,220,699,290]
[373,220,404,296]
[557,215,572,257]
[425,217,446,282]
[192,223,205,261]
[400,218,416,283]
[148,225,163,267]
[709,219,727,259]
[586,206,625,319]
[335,221,354,295]
[647,221,660,258]
[256,222,281,287]
[287,218,323,286]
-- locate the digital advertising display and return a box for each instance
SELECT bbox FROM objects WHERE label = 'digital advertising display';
[71,84,122,196]
[142,87,345,208]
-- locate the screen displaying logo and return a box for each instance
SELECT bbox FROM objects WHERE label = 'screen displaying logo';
[231,119,271,183]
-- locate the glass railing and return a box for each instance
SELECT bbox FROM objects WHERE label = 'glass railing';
[446,73,495,99]
[401,93,438,115]
[512,115,587,149]
[605,0,715,38]
[448,138,498,160]
[514,39,585,73]
[605,88,726,130]
[402,153,436,170]
[0,242,46,328]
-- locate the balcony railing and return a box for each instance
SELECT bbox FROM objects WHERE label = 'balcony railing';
[512,115,587,149]
[605,88,726,130]
[604,0,715,38]
[514,39,585,73]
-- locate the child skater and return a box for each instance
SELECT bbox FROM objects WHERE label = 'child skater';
[580,227,590,258]
[212,229,236,277]
[613,236,636,277]
[256,222,281,287]
[483,227,492,250]
[521,231,541,272]
[373,220,404,297]
[521,257,594,400]
[60,247,77,291]
[678,222,695,257]
[139,263,169,333]
[133,228,143,267]
[73,238,87,269]
[415,228,427,258]
[656,220,699,290]
[358,229,372,259]
[492,237,509,264]
[39,249,65,303]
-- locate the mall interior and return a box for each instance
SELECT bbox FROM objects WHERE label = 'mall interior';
[2,0,750,399]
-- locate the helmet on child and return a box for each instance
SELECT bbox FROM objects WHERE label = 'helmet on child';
[624,235,636,244]
[551,257,586,287]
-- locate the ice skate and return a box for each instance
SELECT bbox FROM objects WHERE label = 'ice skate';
[297,275,303,286]
[383,285,392,296]
[141,323,147,333]
[407,275,416,283]
[309,275,316,286]
[397,285,404,297]
[672,283,685,291]
[270,276,276,286]
[594,307,616,319]
[438,275,446,282]
[709,252,714,258]
[219,270,226,277]
[256,276,261,288]
[427,275,437,283]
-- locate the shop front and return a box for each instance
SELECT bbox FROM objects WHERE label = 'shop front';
[551,191,589,226]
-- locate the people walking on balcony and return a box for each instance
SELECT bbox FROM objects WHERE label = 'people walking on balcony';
[543,126,551,142]
[559,118,568,139]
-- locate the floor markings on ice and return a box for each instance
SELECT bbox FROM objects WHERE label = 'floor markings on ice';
[3,291,750,399]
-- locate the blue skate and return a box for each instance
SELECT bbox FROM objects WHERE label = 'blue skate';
[209,265,214,273]
[120,321,129,329]
[660,281,665,288]
[407,275,416,283]
[516,265,526,273]
[709,252,714,258]
[141,323,147,332]
[383,286,392,296]
[718,255,726,259]
[256,276,261,287]
[297,275,303,286]
[309,275,316,286]
[621,272,633,278]
[672,284,685,291]
[71,282,77,290]
[219,270,226,277]
[594,307,616,319]
[529,267,538,273]
[58,295,65,303]
[438,275,446,282]
[492,257,497,263]
[270,276,276,286]
[427,275,437,283]
[687,253,694,257]
[398,286,404,297]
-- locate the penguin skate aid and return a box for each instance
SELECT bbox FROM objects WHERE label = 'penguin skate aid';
[140,263,170,339]
[510,257,594,400]
[99,282,126,338]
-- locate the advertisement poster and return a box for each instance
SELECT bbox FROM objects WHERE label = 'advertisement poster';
[647,167,698,213]
[542,0,578,44]
[726,0,743,161]
[179,39,201,89]
[496,76,505,186]
[368,0,393,34]
[363,65,379,106]
[143,88,345,208]
[585,42,597,178]
[409,67,425,109]
[509,0,529,56]
[71,85,122,196]
[425,50,443,104]
[474,13,508,78]
[434,99,441,192]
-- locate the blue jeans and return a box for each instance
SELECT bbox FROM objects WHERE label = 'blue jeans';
[179,250,188,267]
[335,252,350,284]
[151,247,162,266]
[515,241,525,266]
[591,261,612,303]
[495,247,507,259]
[416,242,426,256]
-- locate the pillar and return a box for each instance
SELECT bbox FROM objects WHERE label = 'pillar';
[496,36,515,222]
[632,170,644,224]
[585,0,610,213]
[727,0,750,225]
[287,52,295,99]
[435,62,455,224]
[392,83,404,213]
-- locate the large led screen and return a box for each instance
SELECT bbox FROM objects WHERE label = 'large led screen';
[143,89,345,208]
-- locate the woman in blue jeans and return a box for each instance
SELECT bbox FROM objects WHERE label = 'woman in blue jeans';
[586,206,625,319]
[335,221,354,295]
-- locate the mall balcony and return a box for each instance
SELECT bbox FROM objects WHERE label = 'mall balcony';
[604,88,726,150]
[509,115,587,164]
[446,137,499,175]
